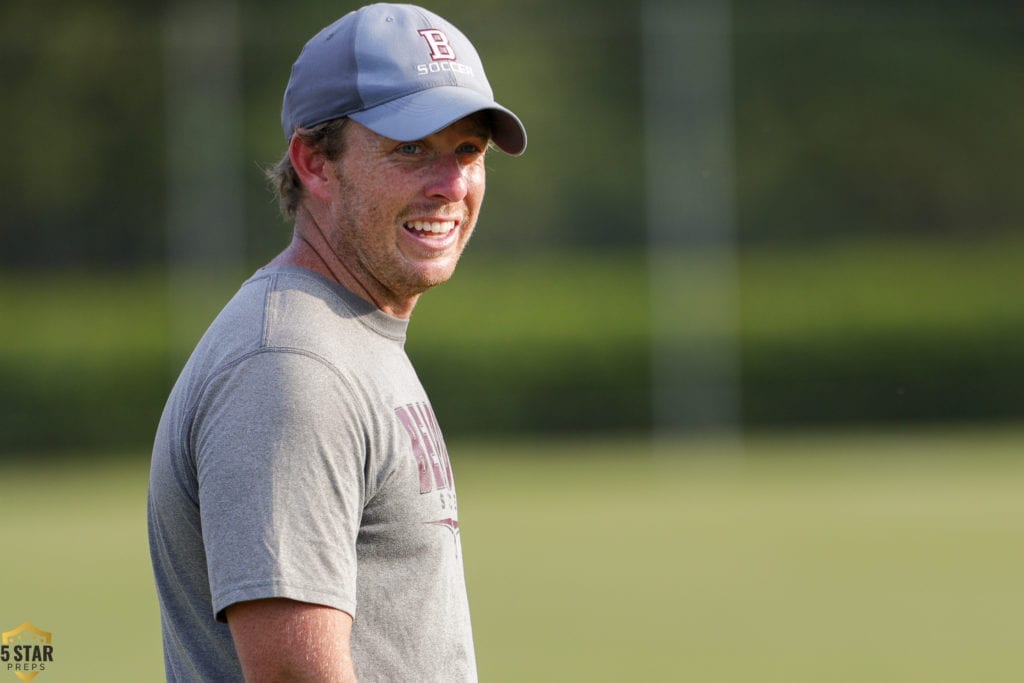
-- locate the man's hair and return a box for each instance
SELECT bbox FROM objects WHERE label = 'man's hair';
[266,118,350,219]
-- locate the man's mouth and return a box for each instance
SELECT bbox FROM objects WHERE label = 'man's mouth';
[404,220,457,236]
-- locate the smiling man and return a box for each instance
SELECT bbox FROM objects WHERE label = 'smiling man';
[147,4,525,681]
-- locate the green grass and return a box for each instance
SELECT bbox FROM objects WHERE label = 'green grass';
[3,427,1024,681]
[0,452,159,680]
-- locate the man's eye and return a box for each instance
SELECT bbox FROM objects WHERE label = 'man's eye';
[397,143,422,155]
[457,143,484,155]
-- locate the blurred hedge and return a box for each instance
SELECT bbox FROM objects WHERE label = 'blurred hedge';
[3,239,1022,454]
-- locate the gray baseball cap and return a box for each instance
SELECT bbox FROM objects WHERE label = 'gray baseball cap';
[281,3,527,156]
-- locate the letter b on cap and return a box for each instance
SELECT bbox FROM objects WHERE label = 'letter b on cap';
[418,29,456,61]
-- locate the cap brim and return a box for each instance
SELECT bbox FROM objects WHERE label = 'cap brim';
[349,86,527,156]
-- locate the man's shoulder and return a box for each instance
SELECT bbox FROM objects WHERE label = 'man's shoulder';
[176,266,413,405]
[255,266,409,349]
[198,266,363,353]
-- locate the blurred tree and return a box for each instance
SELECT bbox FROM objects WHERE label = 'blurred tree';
[734,0,1024,244]
[0,0,166,267]
[1,0,1022,268]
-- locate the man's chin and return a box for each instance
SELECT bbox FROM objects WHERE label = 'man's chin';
[407,255,461,289]
[416,270,457,292]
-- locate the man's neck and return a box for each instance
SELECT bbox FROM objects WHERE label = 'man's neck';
[268,210,420,319]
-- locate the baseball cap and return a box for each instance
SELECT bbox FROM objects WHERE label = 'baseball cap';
[281,3,527,156]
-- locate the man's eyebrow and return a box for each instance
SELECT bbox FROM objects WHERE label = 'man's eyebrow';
[467,125,491,141]
[466,114,492,140]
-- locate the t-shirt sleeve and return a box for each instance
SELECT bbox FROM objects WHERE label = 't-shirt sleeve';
[191,349,368,621]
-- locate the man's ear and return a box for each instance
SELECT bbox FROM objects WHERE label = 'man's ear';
[289,135,333,203]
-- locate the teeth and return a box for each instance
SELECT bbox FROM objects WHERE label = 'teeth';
[406,220,456,234]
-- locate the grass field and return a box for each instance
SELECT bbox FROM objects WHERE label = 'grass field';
[2,427,1023,682]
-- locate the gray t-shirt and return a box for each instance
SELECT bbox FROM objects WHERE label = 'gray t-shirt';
[148,266,476,681]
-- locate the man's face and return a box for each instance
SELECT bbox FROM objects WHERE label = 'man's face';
[321,115,489,313]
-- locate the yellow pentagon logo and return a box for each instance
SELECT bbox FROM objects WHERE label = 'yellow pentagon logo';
[1,623,53,682]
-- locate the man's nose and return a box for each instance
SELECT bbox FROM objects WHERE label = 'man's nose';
[424,153,469,202]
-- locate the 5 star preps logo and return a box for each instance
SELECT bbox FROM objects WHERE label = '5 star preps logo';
[0,623,53,682]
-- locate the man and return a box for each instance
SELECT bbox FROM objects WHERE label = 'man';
[147,4,526,681]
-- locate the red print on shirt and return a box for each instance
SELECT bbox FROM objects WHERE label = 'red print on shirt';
[395,402,454,494]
